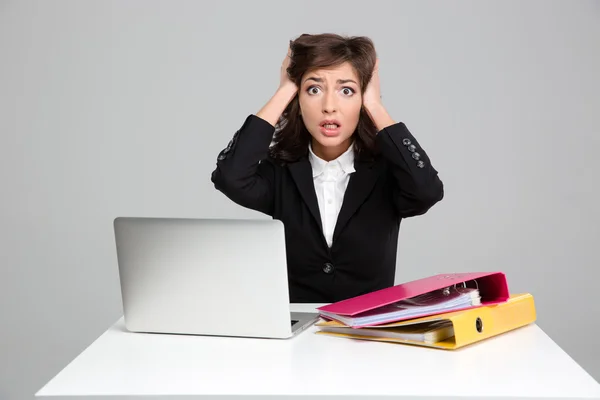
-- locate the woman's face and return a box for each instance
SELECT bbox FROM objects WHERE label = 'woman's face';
[298,62,362,160]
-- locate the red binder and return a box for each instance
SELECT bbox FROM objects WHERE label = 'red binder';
[317,272,510,328]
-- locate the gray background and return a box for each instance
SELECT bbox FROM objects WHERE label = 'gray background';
[1,0,599,398]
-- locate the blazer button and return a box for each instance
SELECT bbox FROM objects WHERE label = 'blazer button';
[402,138,411,146]
[323,263,334,274]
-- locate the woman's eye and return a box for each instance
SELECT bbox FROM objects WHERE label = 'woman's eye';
[307,86,355,96]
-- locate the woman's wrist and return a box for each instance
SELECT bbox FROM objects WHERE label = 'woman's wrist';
[256,84,298,128]
[364,101,395,132]
[277,83,299,101]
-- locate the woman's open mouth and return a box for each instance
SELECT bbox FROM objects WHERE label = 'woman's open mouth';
[319,120,342,137]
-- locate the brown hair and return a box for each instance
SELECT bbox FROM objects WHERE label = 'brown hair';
[268,33,379,165]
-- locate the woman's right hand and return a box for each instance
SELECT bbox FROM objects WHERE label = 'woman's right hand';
[279,44,297,92]
[256,44,299,127]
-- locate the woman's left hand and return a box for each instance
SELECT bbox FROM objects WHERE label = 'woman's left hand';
[363,58,382,109]
[362,58,396,131]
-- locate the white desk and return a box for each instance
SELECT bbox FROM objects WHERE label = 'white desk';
[37,304,600,400]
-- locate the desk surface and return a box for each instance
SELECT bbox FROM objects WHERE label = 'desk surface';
[37,304,600,400]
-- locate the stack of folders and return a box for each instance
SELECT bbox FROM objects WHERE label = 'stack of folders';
[315,272,537,350]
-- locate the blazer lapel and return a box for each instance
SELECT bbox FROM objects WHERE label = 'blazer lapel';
[333,159,381,244]
[288,158,323,233]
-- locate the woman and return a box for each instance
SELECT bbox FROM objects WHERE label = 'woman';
[211,33,443,303]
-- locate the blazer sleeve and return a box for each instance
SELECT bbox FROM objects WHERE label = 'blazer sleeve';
[377,122,444,218]
[210,114,276,216]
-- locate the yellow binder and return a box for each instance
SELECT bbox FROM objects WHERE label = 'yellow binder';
[315,293,537,350]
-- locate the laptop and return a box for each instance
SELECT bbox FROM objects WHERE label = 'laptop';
[113,217,320,339]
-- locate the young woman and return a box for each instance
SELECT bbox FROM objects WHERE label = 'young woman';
[211,33,444,303]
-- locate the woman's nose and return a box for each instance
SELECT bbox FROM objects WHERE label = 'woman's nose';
[322,92,337,113]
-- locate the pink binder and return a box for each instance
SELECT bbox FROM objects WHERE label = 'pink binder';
[317,272,510,328]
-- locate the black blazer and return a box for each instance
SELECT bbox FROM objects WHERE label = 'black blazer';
[211,114,444,303]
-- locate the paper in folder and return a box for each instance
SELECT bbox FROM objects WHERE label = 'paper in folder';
[317,272,509,328]
[315,293,537,350]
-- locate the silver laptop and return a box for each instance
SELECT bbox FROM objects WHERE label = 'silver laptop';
[113,217,319,339]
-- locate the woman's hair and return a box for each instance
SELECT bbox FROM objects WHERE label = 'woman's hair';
[268,33,379,164]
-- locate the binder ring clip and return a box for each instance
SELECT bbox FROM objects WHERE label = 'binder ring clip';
[454,282,467,293]
[455,279,479,293]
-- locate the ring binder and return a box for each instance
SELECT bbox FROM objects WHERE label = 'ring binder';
[315,293,537,350]
[317,272,509,328]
